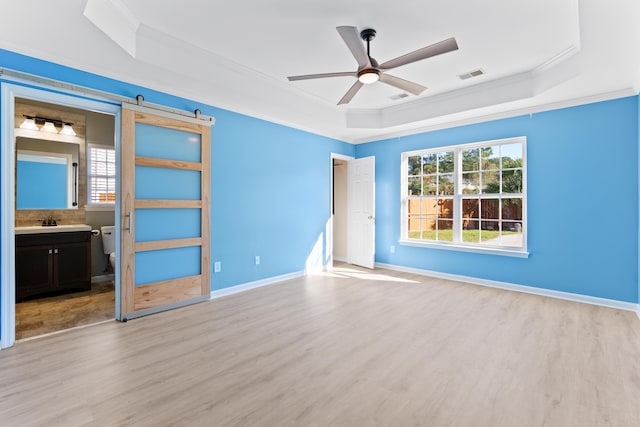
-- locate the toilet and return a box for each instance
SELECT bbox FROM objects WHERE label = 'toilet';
[100,225,116,272]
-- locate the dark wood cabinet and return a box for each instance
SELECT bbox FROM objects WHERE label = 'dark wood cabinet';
[16,231,91,301]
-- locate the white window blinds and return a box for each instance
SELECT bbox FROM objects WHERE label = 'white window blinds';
[87,144,116,204]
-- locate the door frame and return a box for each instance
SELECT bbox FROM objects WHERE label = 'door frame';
[1,82,121,349]
[329,153,359,268]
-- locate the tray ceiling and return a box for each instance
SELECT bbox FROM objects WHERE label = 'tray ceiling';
[0,0,638,143]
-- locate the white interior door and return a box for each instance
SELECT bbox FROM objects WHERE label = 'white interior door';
[347,156,375,269]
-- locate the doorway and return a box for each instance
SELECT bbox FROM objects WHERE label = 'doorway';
[332,157,348,263]
[330,153,376,269]
[1,83,121,348]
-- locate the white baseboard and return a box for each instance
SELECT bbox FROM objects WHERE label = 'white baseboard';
[91,274,115,283]
[210,271,305,300]
[376,262,640,314]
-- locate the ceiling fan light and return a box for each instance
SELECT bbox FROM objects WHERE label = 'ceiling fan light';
[19,117,39,131]
[358,69,380,84]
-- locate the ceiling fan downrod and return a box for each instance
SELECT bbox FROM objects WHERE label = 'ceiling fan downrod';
[360,28,377,60]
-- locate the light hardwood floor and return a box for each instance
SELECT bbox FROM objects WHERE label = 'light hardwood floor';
[1,265,639,426]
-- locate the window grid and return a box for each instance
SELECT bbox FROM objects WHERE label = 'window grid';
[407,151,456,242]
[402,137,526,251]
[87,144,116,205]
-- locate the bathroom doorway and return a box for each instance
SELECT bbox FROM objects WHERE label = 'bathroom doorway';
[1,83,121,347]
[330,153,376,269]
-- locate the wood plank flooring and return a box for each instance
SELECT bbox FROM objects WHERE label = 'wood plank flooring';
[15,281,115,340]
[1,265,639,426]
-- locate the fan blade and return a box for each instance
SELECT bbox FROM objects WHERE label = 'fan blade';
[336,26,371,69]
[338,80,364,105]
[379,73,427,96]
[379,37,458,70]
[288,71,357,81]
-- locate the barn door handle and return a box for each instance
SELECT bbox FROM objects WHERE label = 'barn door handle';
[125,212,132,234]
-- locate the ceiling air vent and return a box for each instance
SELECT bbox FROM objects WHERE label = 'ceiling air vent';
[458,69,485,80]
[390,93,409,101]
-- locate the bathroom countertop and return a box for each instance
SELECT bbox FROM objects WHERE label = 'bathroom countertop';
[15,224,92,235]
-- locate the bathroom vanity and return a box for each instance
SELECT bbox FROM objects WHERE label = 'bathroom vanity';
[15,225,91,301]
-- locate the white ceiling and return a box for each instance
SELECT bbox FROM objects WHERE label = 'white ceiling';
[0,0,638,143]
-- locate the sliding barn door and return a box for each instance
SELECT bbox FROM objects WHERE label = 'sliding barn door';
[120,106,210,320]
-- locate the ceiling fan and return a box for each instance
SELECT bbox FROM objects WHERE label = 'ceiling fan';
[288,26,459,105]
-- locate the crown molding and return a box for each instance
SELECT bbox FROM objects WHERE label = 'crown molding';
[351,88,637,144]
[346,44,582,130]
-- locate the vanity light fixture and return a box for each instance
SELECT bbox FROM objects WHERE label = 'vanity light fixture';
[19,115,76,136]
[19,116,39,131]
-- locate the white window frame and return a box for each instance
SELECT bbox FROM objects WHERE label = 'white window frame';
[400,136,528,258]
[86,143,116,210]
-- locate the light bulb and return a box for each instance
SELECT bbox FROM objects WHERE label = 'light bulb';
[19,117,39,131]
[41,121,58,133]
[358,70,380,84]
[59,123,76,136]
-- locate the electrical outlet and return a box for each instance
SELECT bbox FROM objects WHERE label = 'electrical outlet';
[255,255,260,265]
[390,245,396,254]
[214,261,221,272]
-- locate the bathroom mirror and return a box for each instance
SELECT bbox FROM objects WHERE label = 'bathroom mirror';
[16,137,79,210]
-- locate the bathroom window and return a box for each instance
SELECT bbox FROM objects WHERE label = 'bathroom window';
[87,144,116,206]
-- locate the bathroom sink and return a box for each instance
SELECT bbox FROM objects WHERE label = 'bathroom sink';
[15,224,92,235]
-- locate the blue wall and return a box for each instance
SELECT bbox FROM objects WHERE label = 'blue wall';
[210,110,350,289]
[356,97,640,303]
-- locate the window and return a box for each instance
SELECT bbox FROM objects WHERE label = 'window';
[402,137,526,255]
[87,144,116,206]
